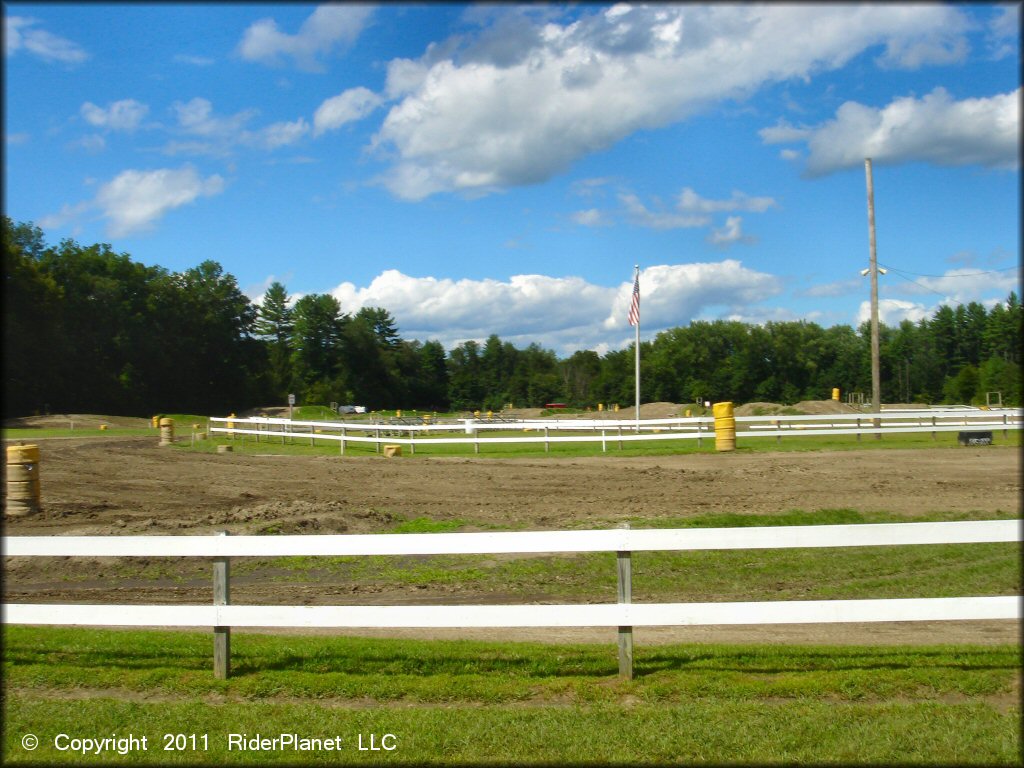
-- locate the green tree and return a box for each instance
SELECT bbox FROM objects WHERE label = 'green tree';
[2,218,63,414]
[255,282,294,399]
[447,340,484,411]
[290,294,346,403]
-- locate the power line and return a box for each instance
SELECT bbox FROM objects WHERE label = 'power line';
[878,263,1018,278]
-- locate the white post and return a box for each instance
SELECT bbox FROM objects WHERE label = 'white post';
[213,531,230,680]
[617,522,633,679]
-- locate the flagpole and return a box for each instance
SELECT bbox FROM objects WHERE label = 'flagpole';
[633,264,640,433]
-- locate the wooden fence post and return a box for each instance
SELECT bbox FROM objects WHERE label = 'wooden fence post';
[617,523,633,680]
[213,531,231,679]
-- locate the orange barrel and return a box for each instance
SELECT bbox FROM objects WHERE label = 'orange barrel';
[713,402,736,452]
[159,417,175,446]
[6,444,41,516]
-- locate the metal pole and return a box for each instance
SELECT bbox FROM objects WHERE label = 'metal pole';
[865,158,882,439]
[634,265,641,434]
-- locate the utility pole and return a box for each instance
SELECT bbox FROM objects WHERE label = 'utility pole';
[864,158,881,438]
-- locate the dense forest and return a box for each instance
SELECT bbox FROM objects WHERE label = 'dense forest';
[3,217,1020,416]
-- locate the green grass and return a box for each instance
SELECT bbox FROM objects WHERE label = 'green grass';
[32,508,1020,607]
[3,627,1019,764]
[184,426,1020,459]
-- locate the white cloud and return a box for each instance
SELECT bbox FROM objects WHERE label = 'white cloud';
[91,166,226,236]
[164,97,307,154]
[764,87,1021,176]
[707,216,755,247]
[6,132,31,146]
[249,118,310,149]
[677,188,776,214]
[324,261,782,353]
[602,262,783,332]
[69,134,107,154]
[857,298,931,326]
[888,267,1021,305]
[619,193,709,230]
[987,5,1020,60]
[4,16,88,64]
[38,201,92,231]
[370,4,973,199]
[313,87,383,136]
[81,99,149,132]
[173,97,256,138]
[801,279,862,298]
[571,209,607,227]
[237,4,374,72]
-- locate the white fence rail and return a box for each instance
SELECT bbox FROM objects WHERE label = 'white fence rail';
[207,408,1022,453]
[3,519,1020,678]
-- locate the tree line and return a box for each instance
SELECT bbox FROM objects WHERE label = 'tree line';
[3,217,1020,416]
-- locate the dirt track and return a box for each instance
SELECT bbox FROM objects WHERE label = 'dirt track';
[3,434,1020,645]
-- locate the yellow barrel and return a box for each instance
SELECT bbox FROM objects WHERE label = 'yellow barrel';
[713,401,736,452]
[832,388,840,401]
[598,403,604,412]
[151,415,159,428]
[159,417,175,446]
[6,444,41,516]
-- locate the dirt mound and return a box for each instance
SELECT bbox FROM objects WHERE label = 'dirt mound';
[792,400,862,415]
[3,413,151,429]
[734,401,861,416]
[734,402,786,416]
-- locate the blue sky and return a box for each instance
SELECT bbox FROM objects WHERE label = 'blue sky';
[4,3,1020,355]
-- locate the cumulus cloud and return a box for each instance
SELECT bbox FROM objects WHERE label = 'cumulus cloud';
[237,4,374,71]
[857,298,931,326]
[324,261,782,353]
[81,99,149,132]
[369,4,972,199]
[173,97,256,138]
[42,165,227,237]
[251,118,311,149]
[163,97,308,154]
[762,87,1021,175]
[313,87,383,136]
[707,216,755,247]
[986,5,1020,60]
[603,262,783,332]
[96,166,226,236]
[612,187,775,239]
[4,16,88,64]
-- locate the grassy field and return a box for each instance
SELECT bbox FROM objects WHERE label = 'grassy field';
[3,626,1019,765]
[182,426,1021,459]
[3,417,1020,764]
[26,508,1021,606]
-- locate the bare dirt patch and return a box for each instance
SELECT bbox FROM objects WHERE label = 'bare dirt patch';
[3,431,1019,645]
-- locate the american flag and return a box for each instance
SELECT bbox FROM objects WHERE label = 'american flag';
[627,272,640,327]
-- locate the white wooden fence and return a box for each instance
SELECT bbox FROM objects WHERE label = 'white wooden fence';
[3,519,1019,678]
[207,408,1022,454]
